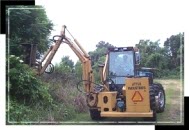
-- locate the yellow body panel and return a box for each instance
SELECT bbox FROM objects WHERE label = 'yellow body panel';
[97,92,117,112]
[126,77,150,112]
[101,111,153,117]
[96,77,153,117]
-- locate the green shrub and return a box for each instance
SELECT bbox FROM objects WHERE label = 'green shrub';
[8,99,31,122]
[8,55,53,105]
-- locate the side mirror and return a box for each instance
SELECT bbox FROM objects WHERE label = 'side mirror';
[135,52,140,65]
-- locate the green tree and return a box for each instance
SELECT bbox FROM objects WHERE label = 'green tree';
[55,56,74,74]
[89,41,114,66]
[89,41,114,82]
[75,61,82,79]
[136,39,163,67]
[164,33,184,69]
[8,6,54,57]
[60,56,74,69]
[145,53,165,68]
[135,33,184,78]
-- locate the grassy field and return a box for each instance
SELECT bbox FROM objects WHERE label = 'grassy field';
[154,79,184,125]
[62,79,184,125]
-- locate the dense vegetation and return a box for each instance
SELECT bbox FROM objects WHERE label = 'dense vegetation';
[8,5,53,56]
[136,35,184,78]
[7,6,88,123]
[7,6,184,123]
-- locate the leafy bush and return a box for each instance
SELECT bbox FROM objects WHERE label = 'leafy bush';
[8,55,53,106]
[8,99,31,122]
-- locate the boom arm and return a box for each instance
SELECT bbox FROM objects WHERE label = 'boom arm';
[37,27,65,75]
[62,28,94,93]
[38,25,95,93]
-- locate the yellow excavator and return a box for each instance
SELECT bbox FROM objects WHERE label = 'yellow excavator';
[27,25,165,121]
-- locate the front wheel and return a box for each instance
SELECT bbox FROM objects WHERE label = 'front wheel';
[153,83,166,113]
[149,86,157,121]
[89,109,102,120]
[144,86,156,121]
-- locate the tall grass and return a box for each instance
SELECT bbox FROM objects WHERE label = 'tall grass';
[41,72,88,121]
[8,63,89,123]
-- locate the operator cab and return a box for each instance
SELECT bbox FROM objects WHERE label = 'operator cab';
[107,47,140,93]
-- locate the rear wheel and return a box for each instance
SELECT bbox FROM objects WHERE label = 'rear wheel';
[89,109,102,120]
[144,86,156,121]
[153,83,166,113]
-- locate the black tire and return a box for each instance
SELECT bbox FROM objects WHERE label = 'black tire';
[153,83,166,113]
[144,86,156,121]
[89,109,102,120]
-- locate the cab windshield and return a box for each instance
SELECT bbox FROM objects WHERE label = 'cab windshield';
[109,51,134,77]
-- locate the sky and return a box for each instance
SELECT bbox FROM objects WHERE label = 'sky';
[36,0,187,64]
